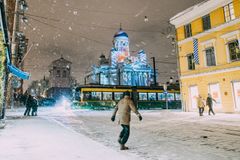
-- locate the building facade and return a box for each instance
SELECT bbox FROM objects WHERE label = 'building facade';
[47,56,74,99]
[0,27,7,117]
[170,0,240,113]
[86,28,155,86]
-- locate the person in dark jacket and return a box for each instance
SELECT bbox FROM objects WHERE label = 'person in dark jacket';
[24,94,32,116]
[31,96,38,116]
[206,93,216,115]
[111,91,142,150]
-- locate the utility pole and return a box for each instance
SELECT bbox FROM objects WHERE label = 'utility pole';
[118,68,121,86]
[7,0,20,109]
[151,57,157,86]
[6,0,28,108]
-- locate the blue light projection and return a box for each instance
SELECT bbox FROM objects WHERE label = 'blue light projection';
[87,28,156,86]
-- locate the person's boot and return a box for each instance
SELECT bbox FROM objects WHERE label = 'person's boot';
[120,144,129,150]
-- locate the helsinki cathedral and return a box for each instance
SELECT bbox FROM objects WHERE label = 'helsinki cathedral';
[86,28,156,86]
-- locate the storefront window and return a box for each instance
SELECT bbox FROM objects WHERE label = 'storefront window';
[103,92,112,100]
[139,93,147,100]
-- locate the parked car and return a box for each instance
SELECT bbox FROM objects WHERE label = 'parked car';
[39,98,56,106]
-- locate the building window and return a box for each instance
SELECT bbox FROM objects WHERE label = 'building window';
[184,24,192,38]
[63,70,67,78]
[187,54,195,70]
[202,14,211,31]
[228,40,240,61]
[56,70,60,77]
[205,47,216,66]
[224,3,235,22]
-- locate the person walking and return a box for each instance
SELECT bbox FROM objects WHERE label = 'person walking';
[31,96,38,116]
[206,93,216,115]
[111,91,142,150]
[197,95,205,116]
[24,94,32,116]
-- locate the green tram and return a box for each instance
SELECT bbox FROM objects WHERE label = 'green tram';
[73,85,181,110]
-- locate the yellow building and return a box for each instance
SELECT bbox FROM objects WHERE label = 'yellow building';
[170,0,240,113]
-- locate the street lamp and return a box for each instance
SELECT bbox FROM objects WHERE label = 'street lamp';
[163,77,174,110]
[163,83,168,110]
[151,57,157,86]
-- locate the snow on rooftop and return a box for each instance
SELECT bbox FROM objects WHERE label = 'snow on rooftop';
[170,0,232,27]
[170,0,210,22]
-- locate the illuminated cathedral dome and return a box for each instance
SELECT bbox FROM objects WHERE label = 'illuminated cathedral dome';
[114,28,128,38]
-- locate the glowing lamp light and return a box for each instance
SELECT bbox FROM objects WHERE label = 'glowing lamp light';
[144,16,149,22]
[21,16,28,23]
[169,77,173,84]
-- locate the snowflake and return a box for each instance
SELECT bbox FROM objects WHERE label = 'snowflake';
[73,11,78,15]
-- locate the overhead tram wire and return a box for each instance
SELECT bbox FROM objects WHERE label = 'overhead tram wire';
[25,13,166,34]
[27,11,240,35]
[27,16,111,47]
[155,60,177,64]
[24,13,60,22]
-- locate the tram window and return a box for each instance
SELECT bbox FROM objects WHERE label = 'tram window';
[148,93,156,101]
[103,92,113,100]
[139,93,147,100]
[167,93,175,101]
[158,93,166,100]
[83,92,91,100]
[114,92,123,100]
[91,92,102,100]
[175,93,181,100]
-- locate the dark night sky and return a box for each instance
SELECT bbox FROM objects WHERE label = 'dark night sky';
[23,0,205,89]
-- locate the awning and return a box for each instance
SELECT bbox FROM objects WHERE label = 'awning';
[4,47,30,80]
[7,63,30,80]
[1,4,30,80]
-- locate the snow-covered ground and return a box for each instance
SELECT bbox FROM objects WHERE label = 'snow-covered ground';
[1,106,240,160]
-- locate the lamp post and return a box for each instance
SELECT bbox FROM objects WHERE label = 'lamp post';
[163,83,168,110]
[98,72,101,85]
[163,77,174,110]
[151,57,157,86]
[118,68,121,86]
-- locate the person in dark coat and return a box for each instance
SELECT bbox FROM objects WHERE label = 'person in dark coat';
[111,91,142,150]
[24,94,32,116]
[206,93,216,115]
[31,96,38,116]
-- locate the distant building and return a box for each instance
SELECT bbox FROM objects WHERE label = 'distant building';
[27,76,49,98]
[170,0,240,113]
[85,28,155,86]
[47,56,75,99]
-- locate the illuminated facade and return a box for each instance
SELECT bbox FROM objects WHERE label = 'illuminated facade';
[86,28,155,86]
[170,0,240,113]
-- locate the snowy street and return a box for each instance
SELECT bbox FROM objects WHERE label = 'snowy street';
[1,107,240,160]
